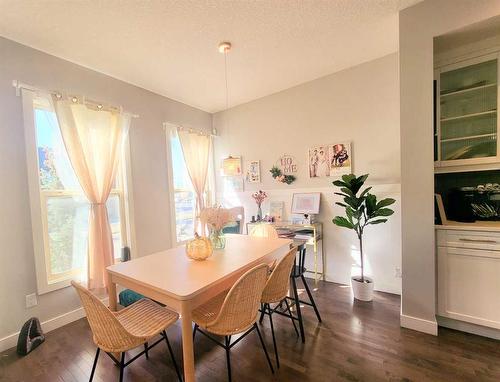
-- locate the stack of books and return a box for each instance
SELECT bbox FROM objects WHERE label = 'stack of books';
[276,228,295,238]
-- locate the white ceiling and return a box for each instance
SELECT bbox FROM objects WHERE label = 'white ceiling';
[0,0,421,113]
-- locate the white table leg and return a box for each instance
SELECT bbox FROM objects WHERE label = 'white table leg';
[181,302,195,382]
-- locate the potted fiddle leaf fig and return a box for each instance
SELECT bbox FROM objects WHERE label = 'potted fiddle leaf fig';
[332,174,395,301]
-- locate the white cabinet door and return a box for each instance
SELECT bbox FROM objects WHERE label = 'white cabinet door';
[438,246,500,329]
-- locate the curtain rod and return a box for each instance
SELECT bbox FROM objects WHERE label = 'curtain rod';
[12,80,140,118]
[163,122,218,137]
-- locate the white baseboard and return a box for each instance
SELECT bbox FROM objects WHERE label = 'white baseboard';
[400,313,438,336]
[0,297,108,353]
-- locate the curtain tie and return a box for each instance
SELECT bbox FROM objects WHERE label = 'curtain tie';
[91,202,106,206]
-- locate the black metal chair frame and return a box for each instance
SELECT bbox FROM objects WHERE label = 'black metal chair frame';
[288,244,322,342]
[261,244,322,344]
[89,330,182,382]
[258,298,298,368]
[193,323,274,382]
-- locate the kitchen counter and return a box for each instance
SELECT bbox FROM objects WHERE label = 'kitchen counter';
[436,220,500,232]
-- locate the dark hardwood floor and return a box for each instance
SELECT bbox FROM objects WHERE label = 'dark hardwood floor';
[1,279,500,382]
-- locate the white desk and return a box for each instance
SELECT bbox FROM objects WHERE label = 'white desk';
[107,234,291,382]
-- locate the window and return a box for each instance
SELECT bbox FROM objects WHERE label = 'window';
[23,92,130,293]
[167,128,213,244]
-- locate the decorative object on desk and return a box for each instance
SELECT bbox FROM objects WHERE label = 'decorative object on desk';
[245,160,261,183]
[329,142,351,176]
[186,233,213,261]
[269,201,284,222]
[270,166,296,184]
[199,207,235,249]
[277,154,298,174]
[332,174,395,302]
[17,317,45,356]
[309,145,330,177]
[221,155,242,176]
[252,190,268,220]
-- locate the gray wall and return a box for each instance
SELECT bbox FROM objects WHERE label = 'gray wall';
[399,0,500,328]
[0,37,211,339]
[213,53,402,294]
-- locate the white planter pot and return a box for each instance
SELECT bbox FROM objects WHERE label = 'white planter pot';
[351,276,374,301]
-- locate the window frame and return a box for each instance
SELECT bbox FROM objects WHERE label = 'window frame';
[165,123,215,246]
[22,89,135,294]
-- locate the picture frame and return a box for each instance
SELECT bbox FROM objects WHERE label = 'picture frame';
[329,142,352,176]
[291,192,321,214]
[308,141,352,177]
[245,160,261,183]
[269,201,284,222]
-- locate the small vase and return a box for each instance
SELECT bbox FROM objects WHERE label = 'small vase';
[257,206,263,221]
[209,229,226,249]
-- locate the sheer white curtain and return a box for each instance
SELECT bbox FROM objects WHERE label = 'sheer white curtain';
[177,128,211,232]
[52,94,130,289]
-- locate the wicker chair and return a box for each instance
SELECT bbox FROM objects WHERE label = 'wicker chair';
[71,281,182,382]
[192,263,274,382]
[258,247,299,368]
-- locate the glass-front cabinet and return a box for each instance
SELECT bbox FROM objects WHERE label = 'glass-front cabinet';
[435,54,500,171]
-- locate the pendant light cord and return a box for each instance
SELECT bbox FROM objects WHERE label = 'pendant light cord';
[224,49,229,111]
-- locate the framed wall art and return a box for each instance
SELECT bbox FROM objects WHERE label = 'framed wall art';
[245,160,261,183]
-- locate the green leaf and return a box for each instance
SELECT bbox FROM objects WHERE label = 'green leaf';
[368,219,387,225]
[373,208,394,217]
[333,216,355,229]
[340,187,355,198]
[344,196,361,209]
[365,193,377,216]
[333,180,348,188]
[341,174,356,184]
[335,202,348,208]
[334,192,349,198]
[346,207,354,223]
[376,198,395,209]
[359,186,372,198]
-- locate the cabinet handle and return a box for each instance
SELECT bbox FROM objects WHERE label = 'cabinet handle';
[459,238,497,244]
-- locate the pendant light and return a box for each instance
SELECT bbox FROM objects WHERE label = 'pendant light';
[219,41,241,177]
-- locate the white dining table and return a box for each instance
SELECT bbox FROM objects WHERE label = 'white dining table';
[107,234,292,382]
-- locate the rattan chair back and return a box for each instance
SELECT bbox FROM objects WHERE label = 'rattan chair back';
[71,281,141,352]
[207,263,269,335]
[261,247,297,303]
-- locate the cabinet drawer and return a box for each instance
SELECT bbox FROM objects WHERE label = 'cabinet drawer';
[437,229,500,251]
[437,246,500,329]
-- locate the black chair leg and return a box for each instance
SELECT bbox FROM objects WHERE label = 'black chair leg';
[268,308,280,368]
[193,323,199,340]
[225,336,232,382]
[254,324,275,375]
[144,342,149,359]
[284,298,299,337]
[89,347,100,382]
[119,352,125,382]
[291,276,305,343]
[259,303,266,324]
[163,331,183,382]
[301,274,322,322]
